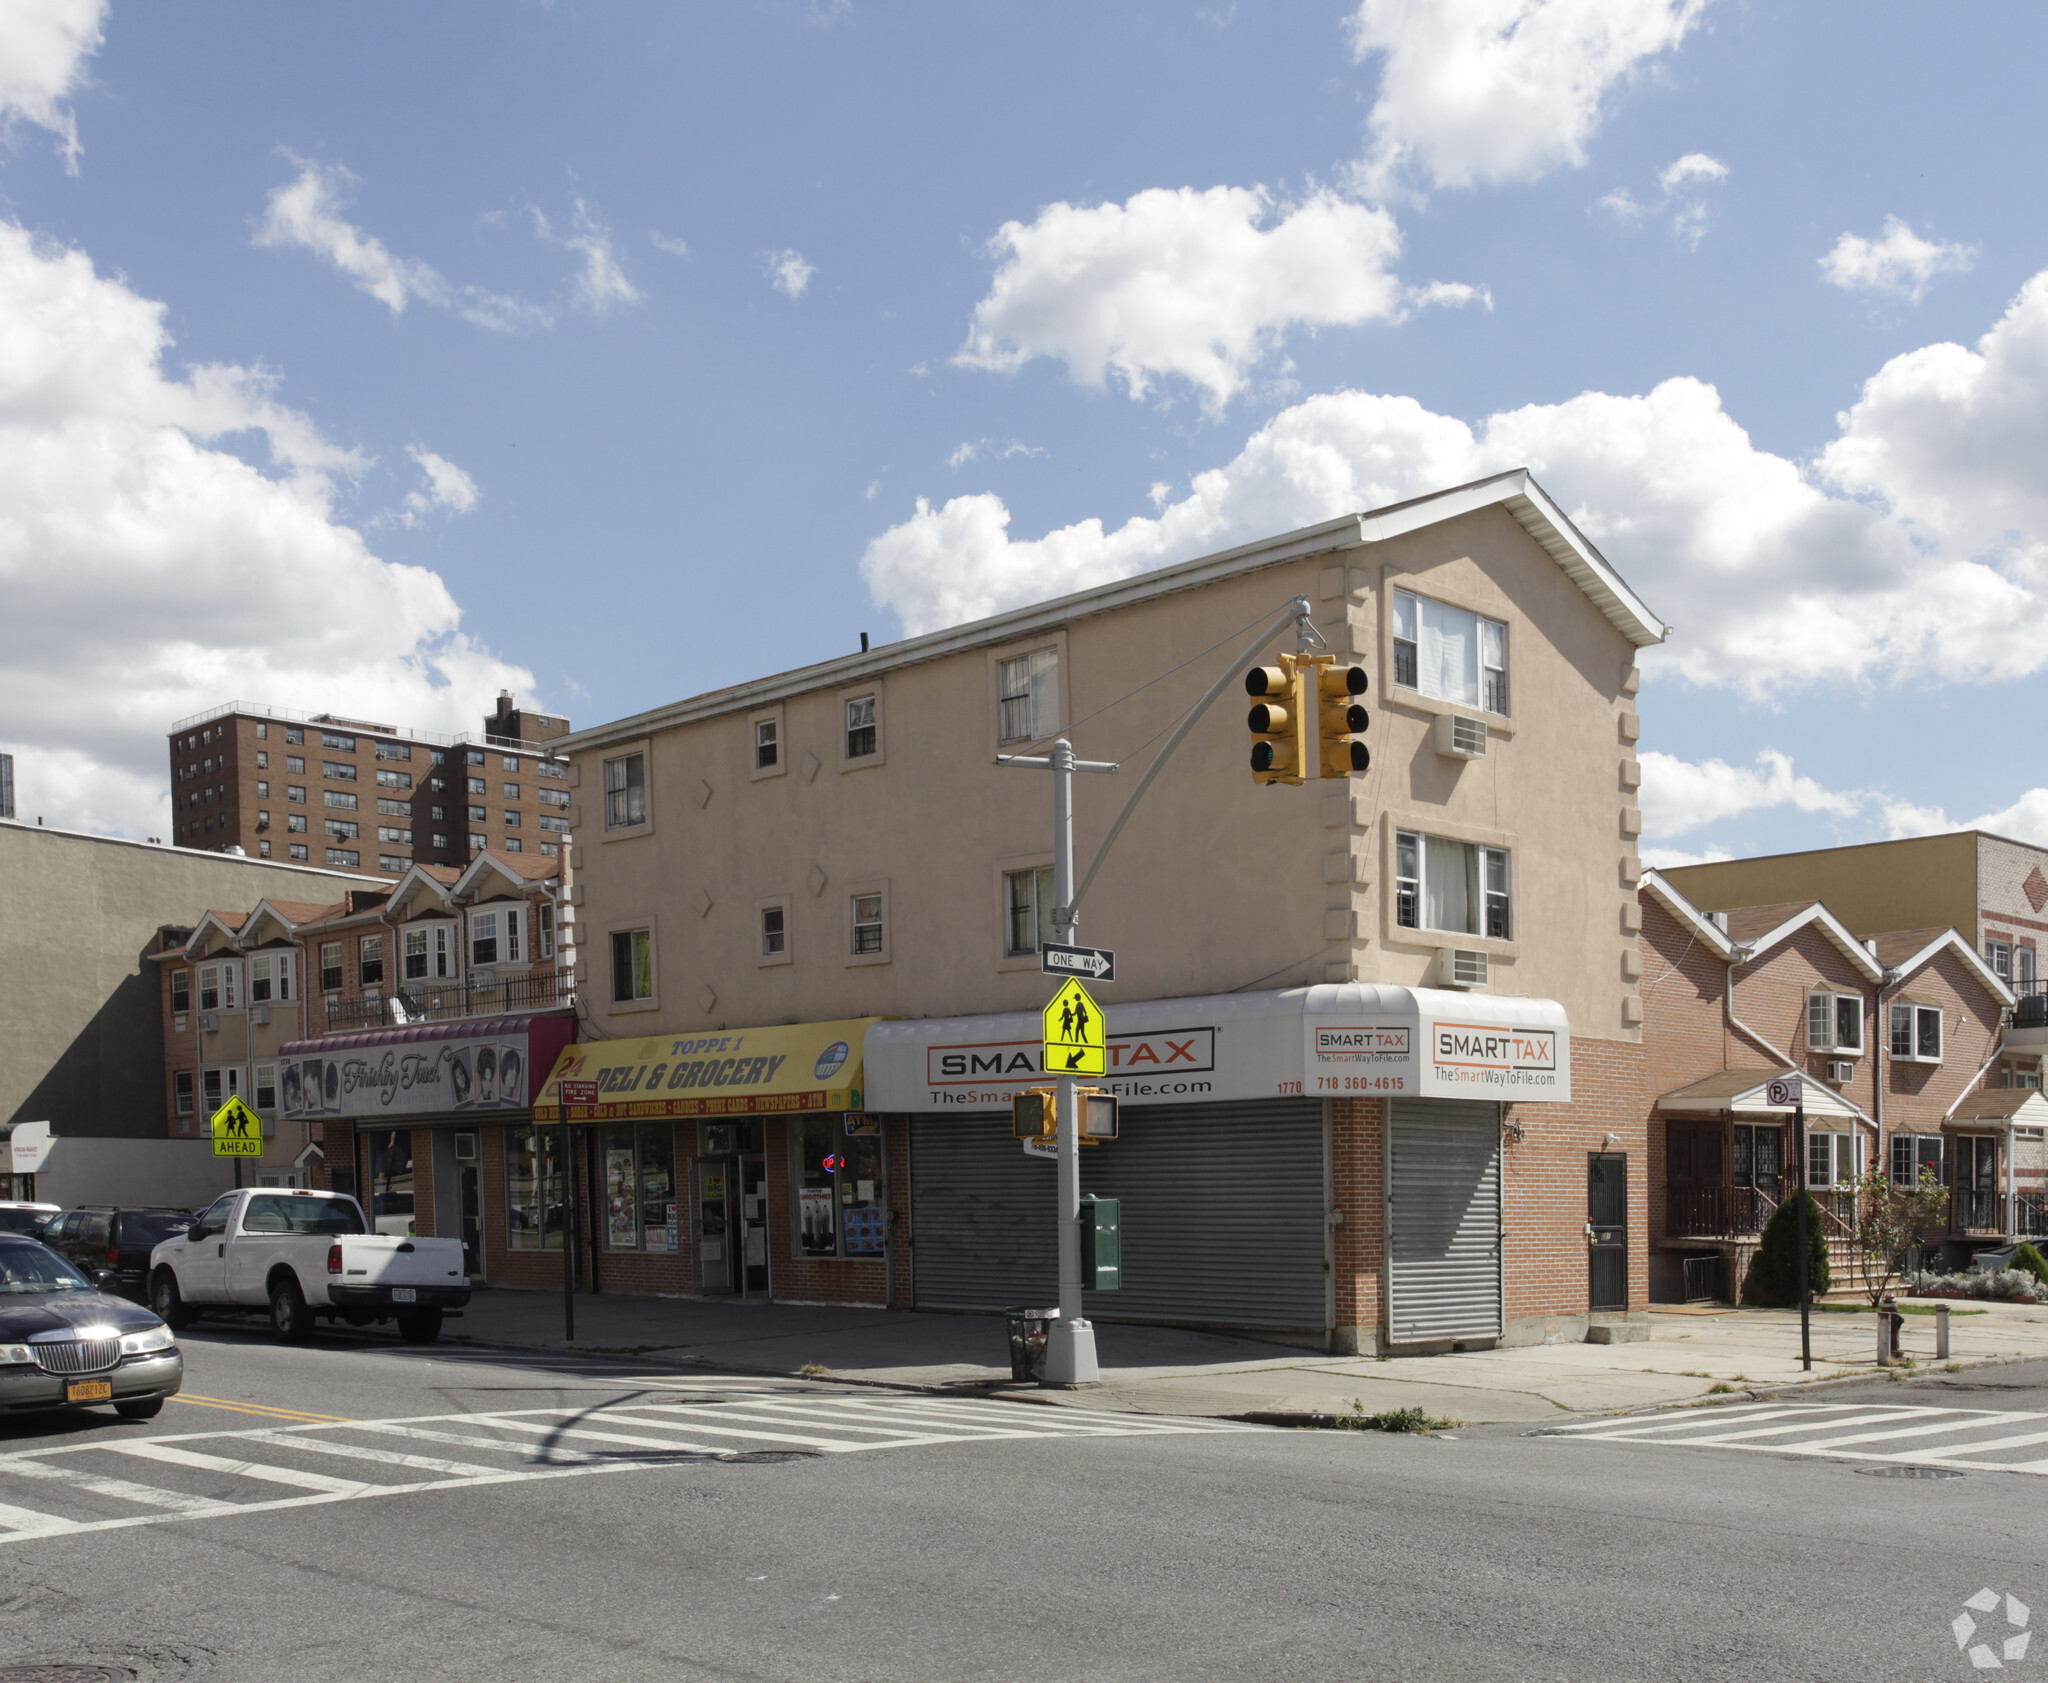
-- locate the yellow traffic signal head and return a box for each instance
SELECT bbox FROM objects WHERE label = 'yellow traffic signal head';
[1316,663,1370,778]
[1245,655,1309,785]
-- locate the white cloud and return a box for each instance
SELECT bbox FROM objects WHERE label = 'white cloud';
[1640,845,1734,870]
[763,248,816,298]
[1637,749,1864,839]
[400,447,479,527]
[1820,216,1976,306]
[1347,0,1708,198]
[1601,150,1729,250]
[0,0,104,172]
[1883,787,2048,848]
[258,159,552,332]
[956,185,1452,411]
[649,230,690,258]
[867,263,2048,696]
[947,438,1044,471]
[0,221,536,840]
[558,200,640,313]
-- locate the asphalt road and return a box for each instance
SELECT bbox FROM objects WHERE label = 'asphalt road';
[0,1324,2042,1683]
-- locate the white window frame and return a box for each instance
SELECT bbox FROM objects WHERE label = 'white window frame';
[1391,588,1509,716]
[1891,1133,1944,1186]
[998,648,1059,745]
[845,694,878,761]
[1987,939,2014,983]
[1392,830,1512,941]
[604,752,646,829]
[1808,1130,1860,1189]
[174,1071,194,1119]
[197,964,219,1012]
[471,910,500,967]
[1004,864,1056,956]
[1807,991,1863,1054]
[254,1061,277,1112]
[319,941,343,995]
[1890,1002,1943,1063]
[538,904,555,961]
[220,960,239,1012]
[762,904,787,957]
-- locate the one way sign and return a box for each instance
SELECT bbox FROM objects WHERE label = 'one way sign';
[1040,942,1115,983]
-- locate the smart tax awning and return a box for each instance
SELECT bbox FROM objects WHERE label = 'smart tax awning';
[534,1018,878,1122]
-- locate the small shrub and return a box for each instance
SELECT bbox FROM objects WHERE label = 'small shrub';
[1750,1193,1831,1304]
[2011,1244,2048,1288]
[1706,1381,1738,1395]
[797,1361,831,1378]
[1332,1400,1458,1433]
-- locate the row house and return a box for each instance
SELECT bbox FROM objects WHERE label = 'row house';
[155,850,575,1274]
[1640,871,2020,1302]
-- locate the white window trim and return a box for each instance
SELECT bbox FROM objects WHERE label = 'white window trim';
[1889,1001,1944,1064]
[606,918,661,1014]
[1807,990,1865,1055]
[996,856,1058,969]
[839,681,886,772]
[759,894,794,967]
[846,879,890,966]
[1389,585,1511,716]
[1389,827,1515,946]
[749,705,787,783]
[599,740,656,841]
[1376,571,1518,739]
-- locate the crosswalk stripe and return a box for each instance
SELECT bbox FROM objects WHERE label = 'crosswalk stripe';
[0,1456,239,1516]
[1780,1414,2040,1453]
[0,1499,81,1536]
[250,1430,511,1479]
[460,1414,764,1455]
[332,1421,616,1468]
[105,1441,369,1494]
[723,1399,1086,1438]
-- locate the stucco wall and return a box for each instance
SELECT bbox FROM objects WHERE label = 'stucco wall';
[1662,833,1978,942]
[564,506,1646,1044]
[0,821,373,1139]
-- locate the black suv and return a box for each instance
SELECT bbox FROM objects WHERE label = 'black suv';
[42,1207,195,1305]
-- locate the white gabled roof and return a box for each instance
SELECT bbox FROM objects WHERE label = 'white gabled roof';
[1639,871,1737,959]
[559,469,1667,755]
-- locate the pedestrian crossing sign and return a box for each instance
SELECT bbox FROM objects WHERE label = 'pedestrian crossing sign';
[210,1096,264,1157]
[1042,978,1106,1076]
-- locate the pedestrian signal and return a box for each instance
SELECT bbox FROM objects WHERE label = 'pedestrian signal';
[1317,664,1369,778]
[1246,656,1310,786]
[1011,1088,1120,1143]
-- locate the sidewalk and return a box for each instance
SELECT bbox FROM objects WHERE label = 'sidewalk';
[440,1289,2048,1425]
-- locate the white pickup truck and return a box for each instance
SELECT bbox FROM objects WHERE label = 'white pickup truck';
[148,1188,469,1345]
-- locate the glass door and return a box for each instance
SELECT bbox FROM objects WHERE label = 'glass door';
[698,1160,738,1295]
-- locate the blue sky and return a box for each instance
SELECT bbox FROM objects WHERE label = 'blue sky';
[6,1,2048,864]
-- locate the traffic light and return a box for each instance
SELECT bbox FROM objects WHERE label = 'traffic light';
[1317,664,1370,778]
[1246,656,1310,786]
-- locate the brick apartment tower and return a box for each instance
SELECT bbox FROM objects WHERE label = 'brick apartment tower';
[167,692,573,880]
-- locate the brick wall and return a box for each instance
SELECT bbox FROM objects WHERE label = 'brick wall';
[1886,947,2004,1131]
[1330,1096,1383,1353]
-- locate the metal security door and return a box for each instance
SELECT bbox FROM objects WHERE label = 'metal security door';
[1386,1100,1502,1345]
[1588,1152,1627,1312]
[910,1099,1328,1333]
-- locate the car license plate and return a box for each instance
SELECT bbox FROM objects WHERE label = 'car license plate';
[65,1380,112,1403]
[391,1287,416,1303]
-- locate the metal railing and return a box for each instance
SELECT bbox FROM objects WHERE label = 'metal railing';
[1665,1184,1778,1238]
[324,969,574,1032]
[2012,983,2048,1028]
[1954,1188,2002,1233]
[2016,1194,2047,1239]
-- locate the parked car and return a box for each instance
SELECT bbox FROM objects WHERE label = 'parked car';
[0,1203,61,1239]
[149,1188,469,1344]
[0,1235,182,1420]
[42,1208,195,1304]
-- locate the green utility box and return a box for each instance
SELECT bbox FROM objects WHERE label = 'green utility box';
[1079,1193,1121,1291]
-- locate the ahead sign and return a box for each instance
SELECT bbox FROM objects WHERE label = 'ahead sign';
[1040,942,1114,983]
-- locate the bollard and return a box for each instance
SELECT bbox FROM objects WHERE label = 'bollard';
[1937,1301,1951,1361]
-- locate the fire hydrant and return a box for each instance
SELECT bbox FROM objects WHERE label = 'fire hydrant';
[1878,1294,1904,1364]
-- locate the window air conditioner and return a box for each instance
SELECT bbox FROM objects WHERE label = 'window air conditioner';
[199,1011,219,1033]
[1432,713,1488,760]
[454,1132,479,1162]
[1436,947,1489,989]
[250,1004,270,1026]
[1826,1059,1855,1084]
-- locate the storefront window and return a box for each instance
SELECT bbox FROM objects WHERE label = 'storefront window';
[367,1129,414,1236]
[507,1122,564,1250]
[601,1123,679,1253]
[793,1118,885,1259]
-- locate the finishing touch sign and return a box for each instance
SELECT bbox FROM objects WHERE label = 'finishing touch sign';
[283,1032,530,1120]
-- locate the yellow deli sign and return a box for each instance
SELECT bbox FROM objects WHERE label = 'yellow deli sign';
[534,1019,878,1121]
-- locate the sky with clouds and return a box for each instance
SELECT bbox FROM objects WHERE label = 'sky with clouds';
[4,1,2048,866]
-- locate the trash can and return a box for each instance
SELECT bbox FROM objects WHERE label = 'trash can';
[1005,1307,1059,1383]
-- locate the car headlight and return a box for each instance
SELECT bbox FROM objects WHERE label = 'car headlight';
[0,1346,31,1366]
[119,1326,175,1355]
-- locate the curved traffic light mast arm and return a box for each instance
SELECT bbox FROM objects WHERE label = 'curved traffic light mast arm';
[1066,594,1317,930]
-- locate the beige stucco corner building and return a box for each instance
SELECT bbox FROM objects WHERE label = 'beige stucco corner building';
[541,469,1669,1354]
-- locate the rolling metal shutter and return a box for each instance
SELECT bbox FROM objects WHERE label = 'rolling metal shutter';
[910,1098,1328,1332]
[1387,1099,1502,1344]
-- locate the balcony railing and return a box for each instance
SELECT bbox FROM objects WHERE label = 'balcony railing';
[2013,984,2048,1029]
[1954,1187,2002,1233]
[325,969,574,1032]
[1666,1184,1778,1238]
[2017,1194,2047,1239]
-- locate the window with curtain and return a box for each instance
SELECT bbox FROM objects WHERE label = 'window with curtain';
[1391,589,1510,715]
[998,649,1059,743]
[1393,831,1512,939]
[1005,865,1056,955]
